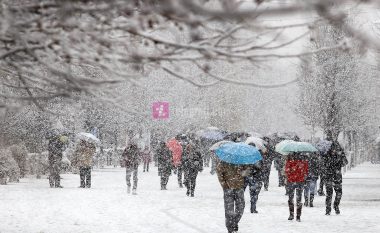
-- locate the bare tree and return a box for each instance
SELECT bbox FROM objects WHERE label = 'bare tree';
[298,20,368,140]
[3,0,378,109]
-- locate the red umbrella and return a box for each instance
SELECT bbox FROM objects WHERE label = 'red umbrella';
[167,138,182,167]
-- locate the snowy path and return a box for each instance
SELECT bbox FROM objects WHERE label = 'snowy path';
[1,163,380,233]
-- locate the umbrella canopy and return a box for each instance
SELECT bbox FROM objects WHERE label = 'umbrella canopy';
[223,132,249,142]
[215,142,262,165]
[275,140,294,154]
[209,140,230,151]
[275,140,318,155]
[77,132,100,145]
[315,139,333,154]
[245,137,267,153]
[167,138,183,167]
[200,130,224,141]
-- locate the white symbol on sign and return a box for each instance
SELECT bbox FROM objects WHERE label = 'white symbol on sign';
[156,105,166,117]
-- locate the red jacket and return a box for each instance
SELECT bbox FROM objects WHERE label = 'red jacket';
[285,160,308,183]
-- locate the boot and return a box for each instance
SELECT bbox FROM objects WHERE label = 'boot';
[127,186,131,194]
[326,206,331,215]
[318,189,325,196]
[132,188,137,195]
[250,204,258,213]
[304,196,309,207]
[186,189,190,196]
[309,194,314,207]
[190,190,194,197]
[49,177,54,188]
[288,202,294,220]
[334,205,340,215]
[296,205,302,222]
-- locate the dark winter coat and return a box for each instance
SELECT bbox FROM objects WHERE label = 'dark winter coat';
[217,161,250,190]
[249,160,265,182]
[72,140,96,168]
[323,142,348,182]
[182,143,203,172]
[121,144,140,170]
[266,145,279,162]
[48,137,65,165]
[306,153,320,181]
[261,147,278,174]
[157,143,173,176]
[274,155,285,171]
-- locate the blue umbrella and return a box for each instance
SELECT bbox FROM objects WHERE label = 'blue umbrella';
[200,130,224,141]
[315,140,332,154]
[215,142,262,165]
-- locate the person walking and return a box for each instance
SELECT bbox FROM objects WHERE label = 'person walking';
[244,161,263,214]
[304,152,320,207]
[217,161,249,233]
[324,141,348,215]
[262,137,278,191]
[167,136,183,187]
[243,143,265,213]
[141,146,151,172]
[157,141,173,190]
[177,134,188,188]
[121,143,141,195]
[318,153,327,196]
[284,152,309,222]
[274,156,286,187]
[182,139,203,197]
[47,133,68,188]
[72,139,96,188]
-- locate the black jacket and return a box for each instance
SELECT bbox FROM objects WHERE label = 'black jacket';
[323,143,348,180]
[48,137,65,164]
[157,144,172,176]
[182,143,203,172]
[122,144,140,169]
[306,153,320,181]
[250,160,265,182]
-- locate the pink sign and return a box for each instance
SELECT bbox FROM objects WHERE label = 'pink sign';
[152,102,169,119]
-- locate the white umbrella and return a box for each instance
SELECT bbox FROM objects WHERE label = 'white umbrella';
[245,137,267,153]
[77,132,100,145]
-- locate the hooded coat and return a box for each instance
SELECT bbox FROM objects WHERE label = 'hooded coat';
[157,143,173,176]
[217,161,250,189]
[72,140,96,167]
[121,144,140,170]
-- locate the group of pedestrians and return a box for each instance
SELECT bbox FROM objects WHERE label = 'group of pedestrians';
[120,133,204,197]
[46,129,348,233]
[47,131,98,189]
[214,137,348,233]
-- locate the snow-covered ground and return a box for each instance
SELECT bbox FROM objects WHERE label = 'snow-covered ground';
[1,163,380,233]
